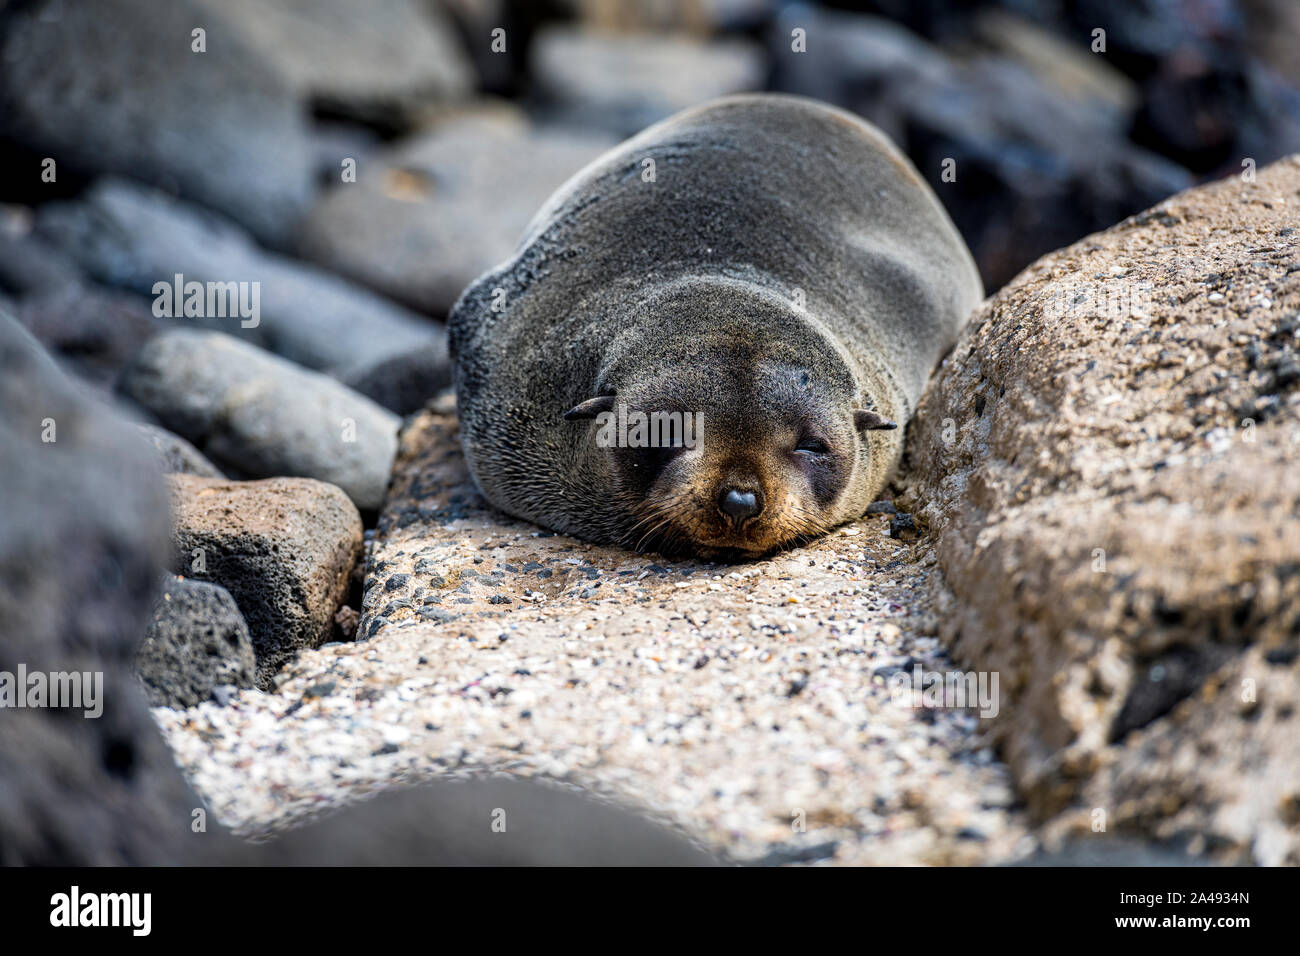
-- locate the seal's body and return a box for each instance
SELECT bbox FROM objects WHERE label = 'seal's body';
[450,94,982,558]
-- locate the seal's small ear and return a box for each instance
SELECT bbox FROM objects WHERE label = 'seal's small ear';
[563,395,617,421]
[854,409,898,431]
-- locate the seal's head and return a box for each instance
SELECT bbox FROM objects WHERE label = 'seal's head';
[563,291,898,559]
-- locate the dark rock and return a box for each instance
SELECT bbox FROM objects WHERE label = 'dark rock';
[889,513,918,541]
[866,500,897,515]
[0,310,207,864]
[768,8,956,148]
[906,53,1191,291]
[1028,2,1300,177]
[342,341,451,415]
[0,216,84,295]
[1010,839,1208,867]
[299,110,614,317]
[748,840,840,867]
[1136,54,1300,175]
[121,330,399,510]
[303,681,337,699]
[436,0,542,95]
[137,576,257,708]
[136,424,225,479]
[37,179,443,376]
[12,284,162,392]
[767,8,1193,291]
[0,0,315,246]
[167,475,364,688]
[253,777,719,865]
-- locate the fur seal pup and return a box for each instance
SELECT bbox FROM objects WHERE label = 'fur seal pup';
[450,93,982,558]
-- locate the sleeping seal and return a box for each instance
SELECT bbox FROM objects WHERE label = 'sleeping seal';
[449,93,982,558]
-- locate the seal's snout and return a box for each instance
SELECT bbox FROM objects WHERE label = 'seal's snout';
[718,486,762,525]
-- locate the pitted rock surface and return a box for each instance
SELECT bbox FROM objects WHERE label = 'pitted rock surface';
[901,155,1300,864]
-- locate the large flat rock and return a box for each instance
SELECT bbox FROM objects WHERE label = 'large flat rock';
[902,155,1300,864]
[157,399,1028,864]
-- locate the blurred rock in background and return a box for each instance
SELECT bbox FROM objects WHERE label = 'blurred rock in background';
[300,106,615,315]
[35,179,446,377]
[0,0,315,246]
[529,24,766,136]
[203,0,474,132]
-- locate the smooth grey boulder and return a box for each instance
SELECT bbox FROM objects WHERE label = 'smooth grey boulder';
[299,110,614,316]
[0,0,315,246]
[137,576,257,708]
[199,0,472,127]
[37,179,446,376]
[529,26,765,137]
[136,424,225,479]
[121,330,400,511]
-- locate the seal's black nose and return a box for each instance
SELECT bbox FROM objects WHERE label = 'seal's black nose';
[719,487,761,523]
